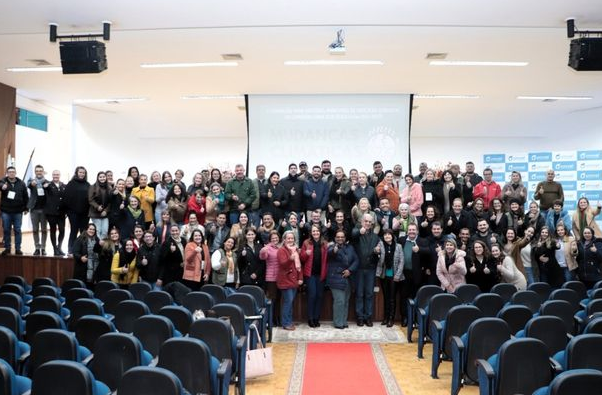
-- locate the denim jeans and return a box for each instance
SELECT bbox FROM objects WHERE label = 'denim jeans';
[354,268,376,320]
[229,211,241,227]
[306,275,325,321]
[331,284,351,327]
[30,209,48,250]
[280,288,297,328]
[2,212,23,251]
[524,266,536,286]
[91,218,109,240]
[562,267,575,283]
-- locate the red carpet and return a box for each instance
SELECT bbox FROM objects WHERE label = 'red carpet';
[301,343,388,395]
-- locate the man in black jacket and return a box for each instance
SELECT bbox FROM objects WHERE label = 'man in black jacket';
[1,167,29,255]
[351,214,381,327]
[280,163,305,216]
[399,223,430,325]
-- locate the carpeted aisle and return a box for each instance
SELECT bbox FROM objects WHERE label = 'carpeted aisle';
[300,343,391,395]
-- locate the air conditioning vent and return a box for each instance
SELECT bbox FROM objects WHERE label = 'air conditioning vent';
[425,53,448,60]
[222,53,243,61]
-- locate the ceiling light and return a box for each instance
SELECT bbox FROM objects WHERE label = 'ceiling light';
[6,66,62,72]
[140,62,238,68]
[415,94,480,99]
[73,97,147,104]
[516,96,592,100]
[284,60,383,66]
[429,60,528,67]
[181,95,244,100]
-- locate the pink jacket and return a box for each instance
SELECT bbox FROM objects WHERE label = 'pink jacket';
[400,183,424,217]
[259,243,280,282]
[436,249,467,292]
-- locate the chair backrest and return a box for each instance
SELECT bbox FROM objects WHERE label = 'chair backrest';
[496,305,532,335]
[102,289,133,315]
[189,318,235,364]
[584,317,602,335]
[0,293,24,315]
[0,283,26,300]
[200,284,227,304]
[93,280,118,301]
[3,275,28,290]
[226,293,259,316]
[32,285,61,299]
[30,329,79,377]
[74,315,115,351]
[427,293,462,328]
[589,288,602,301]
[60,279,86,296]
[144,290,174,314]
[472,293,505,317]
[495,338,552,395]
[586,299,602,316]
[0,358,23,395]
[510,290,542,314]
[129,282,152,301]
[211,303,247,338]
[182,292,214,313]
[117,366,184,395]
[528,281,553,303]
[32,277,57,289]
[414,285,445,310]
[114,300,150,333]
[546,369,602,395]
[464,318,511,382]
[440,305,483,357]
[158,306,193,335]
[29,296,62,316]
[0,326,19,370]
[524,315,569,356]
[566,334,602,371]
[158,337,213,395]
[63,287,94,310]
[540,300,576,335]
[31,360,98,395]
[549,288,581,313]
[90,332,146,391]
[25,311,65,345]
[563,280,588,300]
[0,306,23,338]
[68,298,105,331]
[490,283,518,304]
[238,285,267,308]
[453,284,481,304]
[133,315,175,357]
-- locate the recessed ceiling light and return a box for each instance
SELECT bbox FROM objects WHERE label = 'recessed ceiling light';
[6,66,62,72]
[284,60,383,66]
[73,97,148,104]
[181,95,244,100]
[516,96,592,100]
[430,60,528,67]
[140,62,238,68]
[415,94,480,99]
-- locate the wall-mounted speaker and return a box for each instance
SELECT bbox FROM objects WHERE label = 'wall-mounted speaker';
[59,41,107,74]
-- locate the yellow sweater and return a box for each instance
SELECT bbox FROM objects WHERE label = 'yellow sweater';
[110,252,139,285]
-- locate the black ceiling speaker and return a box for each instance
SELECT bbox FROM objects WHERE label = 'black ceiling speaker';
[59,41,107,74]
[568,38,602,71]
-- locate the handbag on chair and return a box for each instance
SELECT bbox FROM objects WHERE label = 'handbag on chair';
[245,324,274,378]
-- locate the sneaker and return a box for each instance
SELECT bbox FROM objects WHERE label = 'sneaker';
[33,249,40,256]
[15,250,23,255]
[282,325,296,331]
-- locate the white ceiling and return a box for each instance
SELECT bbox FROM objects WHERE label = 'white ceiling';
[1,0,601,139]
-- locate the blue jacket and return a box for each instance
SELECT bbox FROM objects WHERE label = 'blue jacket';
[326,243,359,290]
[304,177,329,211]
[545,208,572,235]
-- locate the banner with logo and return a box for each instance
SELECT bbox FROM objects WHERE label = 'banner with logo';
[483,150,602,230]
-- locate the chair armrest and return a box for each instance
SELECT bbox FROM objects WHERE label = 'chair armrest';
[217,358,232,378]
[409,299,417,308]
[245,315,263,320]
[574,314,584,326]
[18,350,30,365]
[236,335,246,351]
[417,307,427,317]
[475,359,495,379]
[451,335,464,353]
[550,357,563,374]
[431,319,443,333]
[82,353,94,365]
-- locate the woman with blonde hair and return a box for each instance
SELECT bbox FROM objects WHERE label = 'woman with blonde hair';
[572,197,602,240]
[555,223,579,282]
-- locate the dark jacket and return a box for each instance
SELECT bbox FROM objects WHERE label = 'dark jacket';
[352,185,377,208]
[280,174,305,214]
[421,179,444,216]
[64,178,90,215]
[109,191,127,229]
[326,243,359,290]
[576,238,602,283]
[72,235,102,282]
[465,255,498,292]
[399,236,431,286]
[532,240,564,288]
[304,177,329,211]
[120,208,145,241]
[43,181,66,216]
[299,239,329,280]
[136,242,161,283]
[159,237,187,285]
[88,182,111,219]
[260,183,288,223]
[351,228,380,270]
[237,243,264,286]
[27,177,47,211]
[0,177,28,213]
[442,183,462,214]
[443,209,472,236]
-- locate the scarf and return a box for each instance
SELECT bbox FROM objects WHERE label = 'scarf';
[86,237,99,282]
[287,244,301,271]
[384,241,395,269]
[128,205,142,219]
[579,209,587,238]
[171,236,184,257]
[225,250,235,274]
[118,246,137,268]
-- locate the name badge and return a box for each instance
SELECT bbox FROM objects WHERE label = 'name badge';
[7,191,16,200]
[37,187,45,196]
[399,231,406,237]
[425,192,433,201]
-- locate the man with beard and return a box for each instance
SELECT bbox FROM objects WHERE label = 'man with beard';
[469,218,499,249]
[369,161,385,189]
[414,162,428,183]
[392,164,403,191]
[281,163,305,217]
[321,160,334,186]
[250,164,267,227]
[304,165,329,222]
[27,164,48,255]
[426,222,445,286]
[399,222,430,326]
[462,161,483,208]
[443,198,472,237]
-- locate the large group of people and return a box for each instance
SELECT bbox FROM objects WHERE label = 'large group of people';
[1,158,602,330]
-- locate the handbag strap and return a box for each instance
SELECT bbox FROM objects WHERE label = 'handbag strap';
[247,324,264,351]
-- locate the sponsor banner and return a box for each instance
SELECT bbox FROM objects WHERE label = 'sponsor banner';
[485,163,505,173]
[564,201,577,211]
[577,180,602,191]
[506,162,529,172]
[529,152,553,162]
[529,172,547,182]
[553,161,577,171]
[564,191,578,202]
[578,150,602,161]
[483,154,505,164]
[578,171,602,181]
[553,171,577,181]
[553,151,578,162]
[506,153,529,163]
[529,162,552,172]
[577,160,602,171]
[559,181,577,191]
[578,191,602,201]
[492,173,504,182]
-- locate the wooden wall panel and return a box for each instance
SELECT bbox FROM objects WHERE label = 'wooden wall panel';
[0,256,74,286]
[0,82,16,177]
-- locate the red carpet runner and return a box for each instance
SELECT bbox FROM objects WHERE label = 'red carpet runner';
[301,343,388,395]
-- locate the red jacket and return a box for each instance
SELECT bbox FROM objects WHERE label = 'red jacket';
[473,181,501,210]
[276,246,302,289]
[299,239,328,281]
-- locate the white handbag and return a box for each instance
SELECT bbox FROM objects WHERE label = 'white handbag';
[245,325,274,378]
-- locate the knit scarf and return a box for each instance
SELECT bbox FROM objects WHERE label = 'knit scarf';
[225,250,234,274]
[128,205,142,219]
[287,244,301,271]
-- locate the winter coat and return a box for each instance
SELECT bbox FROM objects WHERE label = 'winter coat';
[158,237,186,285]
[0,177,28,213]
[260,182,288,222]
[400,183,424,218]
[259,243,280,282]
[136,243,161,283]
[376,181,400,215]
[43,181,66,216]
[299,239,328,281]
[375,241,404,281]
[280,175,305,214]
[545,208,572,235]
[64,178,90,215]
[276,246,302,289]
[465,255,498,293]
[576,238,602,283]
[421,179,444,216]
[436,249,467,292]
[496,256,526,290]
[88,182,111,219]
[183,242,211,283]
[326,243,359,290]
[237,243,264,286]
[473,180,502,211]
[304,177,329,211]
[224,177,257,212]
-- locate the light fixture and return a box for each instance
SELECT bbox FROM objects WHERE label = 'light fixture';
[181,95,244,100]
[429,60,528,67]
[415,94,480,99]
[284,60,383,66]
[73,97,147,104]
[6,66,62,72]
[516,96,592,100]
[140,62,238,68]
